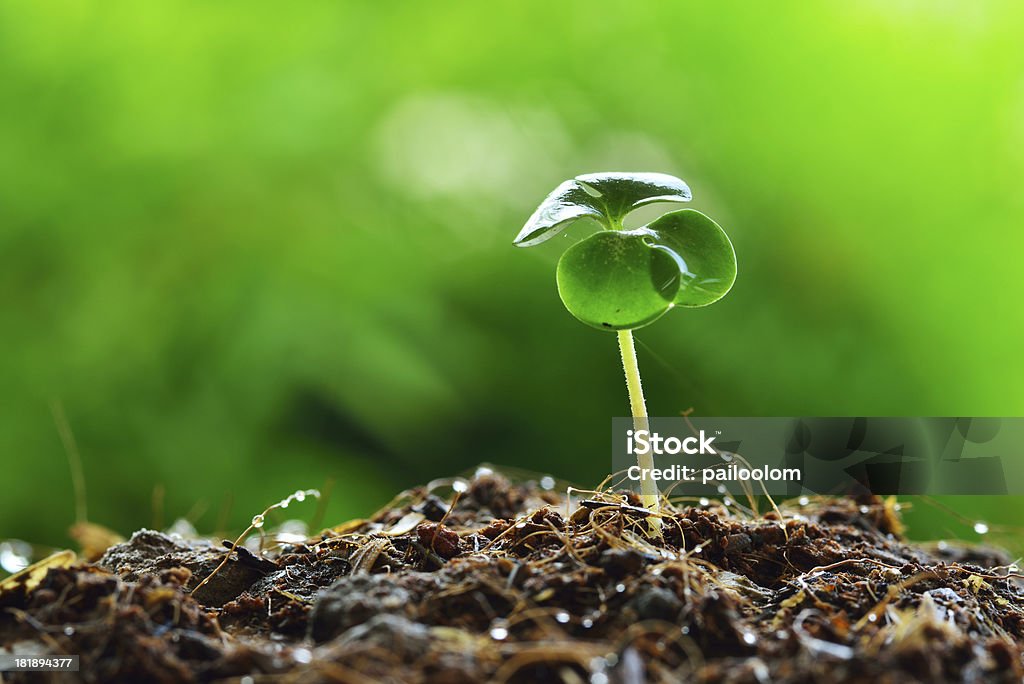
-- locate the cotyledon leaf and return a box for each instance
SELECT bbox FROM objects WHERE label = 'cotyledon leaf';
[514,172,692,247]
[555,230,680,330]
[644,209,737,308]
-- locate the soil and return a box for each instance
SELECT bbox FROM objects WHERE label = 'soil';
[2,467,1023,683]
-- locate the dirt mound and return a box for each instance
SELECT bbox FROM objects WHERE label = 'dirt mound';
[2,469,1023,682]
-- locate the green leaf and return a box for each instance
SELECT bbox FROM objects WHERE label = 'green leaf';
[555,231,680,330]
[514,172,691,247]
[644,209,737,307]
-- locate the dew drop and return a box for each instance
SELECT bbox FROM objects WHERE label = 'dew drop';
[251,514,265,528]
[693,545,703,554]
[892,503,902,511]
[615,583,626,593]
[540,475,556,491]
[742,631,757,645]
[474,466,494,479]
[723,497,733,507]
[452,479,469,493]
[490,627,508,640]
[859,505,870,514]
[699,497,710,506]
[591,674,609,684]
[582,618,594,629]
[555,611,570,624]
[63,626,75,636]
[680,625,690,635]
[867,613,878,623]
[280,500,289,509]
[292,648,312,664]
[294,490,306,502]
[973,521,989,535]
[798,496,809,506]
[717,484,727,494]
[0,541,31,574]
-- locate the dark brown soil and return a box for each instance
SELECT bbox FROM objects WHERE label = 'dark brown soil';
[2,468,1023,683]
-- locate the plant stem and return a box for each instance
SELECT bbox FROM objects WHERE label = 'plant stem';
[617,329,661,531]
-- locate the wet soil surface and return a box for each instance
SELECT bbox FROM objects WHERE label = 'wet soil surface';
[2,469,1023,683]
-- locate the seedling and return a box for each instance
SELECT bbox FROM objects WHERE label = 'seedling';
[515,172,737,527]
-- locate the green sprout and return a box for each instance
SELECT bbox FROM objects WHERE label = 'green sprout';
[515,172,737,526]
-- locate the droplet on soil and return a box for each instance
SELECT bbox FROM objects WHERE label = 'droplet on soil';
[0,540,31,574]
[974,521,989,535]
[251,515,265,528]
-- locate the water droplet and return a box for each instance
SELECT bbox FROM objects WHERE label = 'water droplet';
[63,626,75,636]
[742,631,757,645]
[0,540,31,574]
[475,466,494,479]
[490,627,508,640]
[555,611,570,624]
[699,497,710,506]
[615,583,626,593]
[720,452,733,462]
[723,497,733,507]
[582,618,594,629]
[867,613,878,623]
[680,625,690,635]
[294,490,306,502]
[893,503,902,512]
[937,540,949,551]
[452,479,469,493]
[775,630,788,639]
[859,505,870,514]
[693,545,703,554]
[280,500,289,509]
[540,475,556,491]
[292,648,312,664]
[251,514,265,528]
[717,484,727,494]
[974,521,989,535]
[591,674,609,684]
[798,496,809,506]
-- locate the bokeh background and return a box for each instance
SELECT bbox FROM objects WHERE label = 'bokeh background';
[2,1,1023,556]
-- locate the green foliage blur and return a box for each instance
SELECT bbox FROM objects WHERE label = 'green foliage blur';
[2,2,1023,553]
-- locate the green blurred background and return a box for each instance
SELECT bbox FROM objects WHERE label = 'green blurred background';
[2,1,1023,554]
